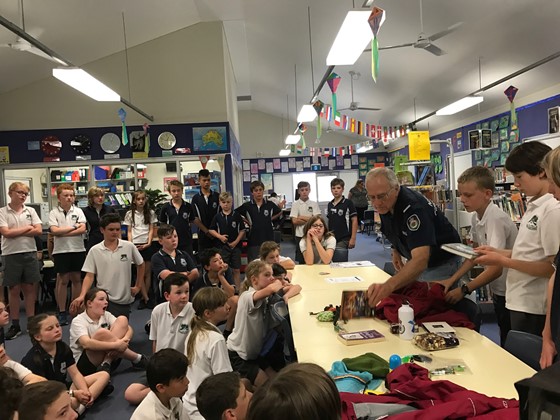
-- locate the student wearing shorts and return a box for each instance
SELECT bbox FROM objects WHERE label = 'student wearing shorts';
[48,184,87,326]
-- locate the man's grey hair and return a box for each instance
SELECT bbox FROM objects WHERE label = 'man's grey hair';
[366,167,400,188]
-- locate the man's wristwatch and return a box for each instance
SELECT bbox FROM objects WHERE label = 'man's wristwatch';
[461,283,471,296]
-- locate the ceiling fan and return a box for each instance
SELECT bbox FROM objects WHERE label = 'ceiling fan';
[338,71,381,112]
[0,0,66,64]
[378,0,462,56]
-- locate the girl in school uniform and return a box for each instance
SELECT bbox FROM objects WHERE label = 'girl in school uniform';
[124,190,158,309]
[184,287,232,419]
[299,215,336,265]
[22,313,112,415]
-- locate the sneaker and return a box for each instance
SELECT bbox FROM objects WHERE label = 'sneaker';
[97,362,111,374]
[58,312,69,326]
[5,325,22,340]
[132,355,149,370]
[137,300,148,310]
[144,319,151,334]
[99,383,115,398]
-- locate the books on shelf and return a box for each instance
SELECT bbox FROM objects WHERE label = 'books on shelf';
[441,243,479,260]
[492,193,525,222]
[337,329,385,346]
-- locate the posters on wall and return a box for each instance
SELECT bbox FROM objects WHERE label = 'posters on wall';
[251,163,258,174]
[258,159,265,170]
[288,158,296,168]
[243,171,251,182]
[192,127,228,152]
[344,158,351,169]
[266,162,273,173]
[303,157,310,168]
[281,161,289,172]
[296,161,304,172]
[273,158,281,170]
[261,173,273,190]
[0,146,10,164]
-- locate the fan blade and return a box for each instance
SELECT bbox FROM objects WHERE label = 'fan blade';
[378,42,415,51]
[27,46,65,64]
[356,107,381,111]
[423,43,445,56]
[427,22,463,42]
[337,107,351,111]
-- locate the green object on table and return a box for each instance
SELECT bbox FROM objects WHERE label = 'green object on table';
[343,352,390,378]
[316,311,334,322]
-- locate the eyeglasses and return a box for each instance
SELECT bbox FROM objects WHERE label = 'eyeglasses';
[369,188,396,202]
[13,190,29,196]
[311,224,324,228]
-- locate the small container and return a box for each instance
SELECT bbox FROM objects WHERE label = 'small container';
[398,302,414,340]
[389,354,402,370]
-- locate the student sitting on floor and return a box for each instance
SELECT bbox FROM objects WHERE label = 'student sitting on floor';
[300,215,336,265]
[184,287,233,419]
[0,366,24,420]
[19,380,78,420]
[196,372,252,420]
[22,313,112,415]
[257,241,295,271]
[131,349,189,420]
[247,362,341,420]
[69,288,148,376]
[125,273,194,405]
[193,248,238,335]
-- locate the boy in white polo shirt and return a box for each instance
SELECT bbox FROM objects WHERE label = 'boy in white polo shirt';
[70,213,145,319]
[290,181,321,264]
[476,142,560,336]
[0,182,43,339]
[48,183,87,326]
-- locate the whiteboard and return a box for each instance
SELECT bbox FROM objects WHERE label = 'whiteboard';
[273,173,294,204]
[450,151,473,191]
[524,132,560,149]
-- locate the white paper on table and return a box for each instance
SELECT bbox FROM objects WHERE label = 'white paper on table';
[324,276,363,284]
[330,261,375,268]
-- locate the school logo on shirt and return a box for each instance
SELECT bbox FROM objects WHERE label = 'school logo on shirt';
[120,254,129,262]
[178,324,189,334]
[308,206,313,213]
[264,210,269,217]
[232,221,237,228]
[180,258,187,266]
[338,209,344,216]
[407,214,421,231]
[59,361,67,375]
[182,213,188,219]
[26,213,32,221]
[526,215,538,231]
[101,323,109,329]
[71,215,78,222]
[213,202,218,209]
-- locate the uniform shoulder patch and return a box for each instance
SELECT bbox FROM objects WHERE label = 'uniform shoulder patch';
[407,214,421,231]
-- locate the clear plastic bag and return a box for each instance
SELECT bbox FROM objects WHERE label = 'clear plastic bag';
[412,332,460,351]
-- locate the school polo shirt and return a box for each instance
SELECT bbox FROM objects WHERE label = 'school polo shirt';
[506,194,560,315]
[380,187,461,267]
[299,236,337,264]
[82,239,144,305]
[185,325,232,420]
[124,210,157,244]
[159,201,195,249]
[209,210,246,248]
[289,199,321,237]
[69,311,118,362]
[236,199,281,247]
[227,287,266,360]
[191,189,221,229]
[151,249,196,282]
[470,203,518,296]
[4,360,32,382]
[21,341,75,384]
[0,204,42,255]
[131,391,186,420]
[149,301,195,352]
[327,197,357,241]
[48,205,86,254]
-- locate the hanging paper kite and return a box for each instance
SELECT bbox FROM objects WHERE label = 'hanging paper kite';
[118,108,129,146]
[327,72,341,115]
[313,100,324,139]
[504,85,519,130]
[368,6,386,83]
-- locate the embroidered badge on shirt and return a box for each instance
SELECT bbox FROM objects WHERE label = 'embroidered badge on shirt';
[407,214,421,231]
[180,258,187,266]
[182,213,188,219]
[526,215,538,230]
[232,221,237,228]
[338,209,344,216]
[120,254,129,261]
[264,209,269,217]
[179,324,189,334]
[60,361,67,374]
[213,202,218,209]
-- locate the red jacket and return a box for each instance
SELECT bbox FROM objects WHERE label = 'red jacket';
[375,282,475,329]
[341,363,519,419]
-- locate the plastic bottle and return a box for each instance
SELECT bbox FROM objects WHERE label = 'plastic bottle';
[398,302,414,340]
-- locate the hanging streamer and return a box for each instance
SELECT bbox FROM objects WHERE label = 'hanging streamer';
[327,72,341,115]
[118,108,128,145]
[368,7,386,82]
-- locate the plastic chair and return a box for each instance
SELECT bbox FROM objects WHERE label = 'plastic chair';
[505,330,543,371]
[361,209,376,235]
[452,298,482,332]
[332,247,349,263]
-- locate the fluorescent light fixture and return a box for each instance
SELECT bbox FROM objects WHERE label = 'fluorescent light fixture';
[52,68,120,101]
[357,144,373,153]
[279,148,291,156]
[436,95,484,116]
[297,104,317,122]
[285,134,301,145]
[327,11,375,66]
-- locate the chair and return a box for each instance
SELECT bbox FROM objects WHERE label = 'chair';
[361,209,376,236]
[505,330,543,371]
[332,247,349,263]
[452,298,482,332]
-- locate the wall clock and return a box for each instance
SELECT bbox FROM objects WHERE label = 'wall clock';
[158,131,176,150]
[100,133,121,154]
[41,135,62,157]
[70,134,91,155]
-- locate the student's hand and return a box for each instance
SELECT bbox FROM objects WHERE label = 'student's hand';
[70,297,84,316]
[130,286,141,297]
[218,234,228,243]
[348,238,356,249]
[114,339,129,353]
[227,241,237,249]
[0,346,8,365]
[392,250,404,272]
[540,338,557,369]
[219,263,229,275]
[367,282,391,308]
[433,278,454,294]
[136,244,149,251]
[473,250,504,267]
[445,287,465,304]
[73,389,92,406]
[268,279,284,293]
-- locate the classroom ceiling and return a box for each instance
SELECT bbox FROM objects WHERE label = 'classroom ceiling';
[1,0,560,145]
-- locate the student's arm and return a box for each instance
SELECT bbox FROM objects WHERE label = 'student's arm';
[209,229,228,244]
[368,245,430,307]
[438,259,476,292]
[152,340,157,354]
[132,261,145,296]
[0,224,35,238]
[77,335,128,353]
[50,224,77,237]
[348,215,358,249]
[475,251,555,278]
[312,236,334,264]
[271,203,282,221]
[229,229,245,248]
[282,283,302,303]
[445,265,503,304]
[70,272,95,314]
[303,235,315,265]
[218,268,236,297]
[67,364,92,405]
[24,223,43,237]
[279,257,295,270]
[541,272,557,369]
[253,280,283,301]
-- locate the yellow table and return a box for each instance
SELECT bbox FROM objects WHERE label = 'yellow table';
[289,264,535,399]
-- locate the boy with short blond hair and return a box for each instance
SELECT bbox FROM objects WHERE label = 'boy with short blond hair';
[290,181,321,263]
[327,178,357,250]
[439,166,518,346]
[159,180,196,257]
[209,191,246,288]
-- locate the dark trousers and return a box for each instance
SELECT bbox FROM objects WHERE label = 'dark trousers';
[492,294,511,347]
[510,310,545,337]
[294,237,304,264]
[107,302,131,319]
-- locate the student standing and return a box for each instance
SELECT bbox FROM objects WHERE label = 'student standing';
[159,180,196,257]
[0,182,43,339]
[236,181,282,262]
[476,142,560,337]
[289,181,321,264]
[48,184,87,326]
[192,169,221,253]
[438,167,518,346]
[124,190,158,309]
[327,178,358,250]
[83,187,116,252]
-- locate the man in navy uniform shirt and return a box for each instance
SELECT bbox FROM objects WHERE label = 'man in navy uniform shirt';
[365,167,461,307]
[192,169,221,253]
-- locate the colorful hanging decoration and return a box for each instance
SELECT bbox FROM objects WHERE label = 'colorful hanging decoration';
[199,155,210,169]
[313,100,324,139]
[327,72,341,115]
[118,108,128,146]
[368,6,386,83]
[142,123,150,153]
[504,85,519,130]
